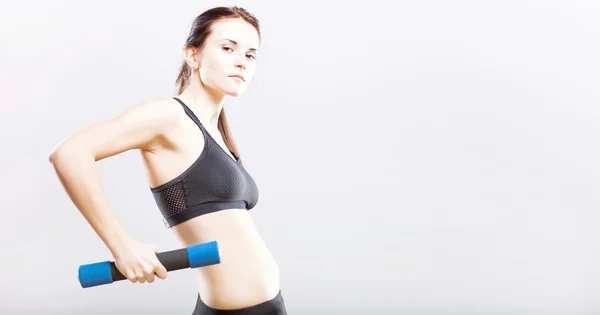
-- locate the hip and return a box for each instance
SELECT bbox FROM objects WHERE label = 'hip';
[193,290,287,315]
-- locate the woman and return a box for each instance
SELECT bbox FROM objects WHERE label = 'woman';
[48,6,287,315]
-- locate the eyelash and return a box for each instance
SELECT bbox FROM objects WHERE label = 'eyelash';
[223,46,256,60]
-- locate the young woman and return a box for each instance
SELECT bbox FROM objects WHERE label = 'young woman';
[48,6,287,315]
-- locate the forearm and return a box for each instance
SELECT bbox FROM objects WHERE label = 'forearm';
[49,148,134,257]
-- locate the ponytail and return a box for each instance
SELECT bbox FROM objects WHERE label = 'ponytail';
[176,61,192,94]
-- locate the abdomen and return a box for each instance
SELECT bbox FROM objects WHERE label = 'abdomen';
[172,208,281,310]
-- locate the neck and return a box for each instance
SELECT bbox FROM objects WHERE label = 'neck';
[178,71,227,129]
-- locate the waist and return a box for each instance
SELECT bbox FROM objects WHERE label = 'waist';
[172,209,281,309]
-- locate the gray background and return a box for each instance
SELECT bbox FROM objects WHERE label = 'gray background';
[1,0,598,314]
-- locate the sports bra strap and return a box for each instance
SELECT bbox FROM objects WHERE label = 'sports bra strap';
[173,97,206,130]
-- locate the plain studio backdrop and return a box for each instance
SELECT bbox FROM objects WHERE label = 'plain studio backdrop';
[1,0,598,314]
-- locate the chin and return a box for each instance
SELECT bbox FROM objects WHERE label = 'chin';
[224,87,247,97]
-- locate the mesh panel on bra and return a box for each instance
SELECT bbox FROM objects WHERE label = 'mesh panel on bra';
[151,181,187,219]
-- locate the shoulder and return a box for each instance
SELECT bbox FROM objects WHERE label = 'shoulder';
[121,96,184,131]
[126,96,181,120]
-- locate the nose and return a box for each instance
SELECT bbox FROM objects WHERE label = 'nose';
[235,55,247,70]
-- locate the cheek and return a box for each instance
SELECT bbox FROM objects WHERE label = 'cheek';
[199,67,218,86]
[199,55,228,84]
[247,68,256,81]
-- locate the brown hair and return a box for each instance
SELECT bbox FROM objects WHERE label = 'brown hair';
[175,6,260,165]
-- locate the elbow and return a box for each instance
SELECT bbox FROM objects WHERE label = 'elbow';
[48,148,60,164]
[49,137,97,169]
[49,139,69,164]
[48,144,78,166]
[49,143,95,168]
[49,140,70,163]
[48,147,68,166]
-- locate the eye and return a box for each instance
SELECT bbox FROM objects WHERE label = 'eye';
[246,54,256,60]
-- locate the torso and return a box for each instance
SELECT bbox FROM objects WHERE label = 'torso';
[139,98,280,309]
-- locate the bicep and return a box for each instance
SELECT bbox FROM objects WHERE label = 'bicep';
[51,98,179,161]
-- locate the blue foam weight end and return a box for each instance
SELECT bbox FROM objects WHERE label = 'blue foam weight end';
[78,261,113,288]
[187,240,221,268]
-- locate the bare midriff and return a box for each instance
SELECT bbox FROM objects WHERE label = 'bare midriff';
[172,208,281,309]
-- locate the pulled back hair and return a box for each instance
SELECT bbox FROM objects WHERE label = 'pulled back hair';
[176,7,261,165]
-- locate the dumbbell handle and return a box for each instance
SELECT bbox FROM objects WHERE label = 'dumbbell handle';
[78,240,220,288]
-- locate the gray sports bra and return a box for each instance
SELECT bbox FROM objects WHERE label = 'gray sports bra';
[150,97,259,228]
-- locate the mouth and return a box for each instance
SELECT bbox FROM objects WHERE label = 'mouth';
[229,75,245,82]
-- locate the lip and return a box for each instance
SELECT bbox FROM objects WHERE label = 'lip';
[229,74,245,82]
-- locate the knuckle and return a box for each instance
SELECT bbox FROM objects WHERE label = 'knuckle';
[126,273,136,282]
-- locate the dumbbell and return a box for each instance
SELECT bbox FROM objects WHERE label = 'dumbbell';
[78,240,221,288]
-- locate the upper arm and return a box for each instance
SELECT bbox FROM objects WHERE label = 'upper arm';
[49,97,180,162]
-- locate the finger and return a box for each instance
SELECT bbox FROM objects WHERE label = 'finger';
[155,264,168,279]
[143,266,155,282]
[127,273,138,283]
[146,272,155,283]
[137,272,146,284]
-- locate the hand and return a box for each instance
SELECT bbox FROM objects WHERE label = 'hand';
[113,239,168,284]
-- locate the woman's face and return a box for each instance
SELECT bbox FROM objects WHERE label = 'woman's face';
[196,18,260,97]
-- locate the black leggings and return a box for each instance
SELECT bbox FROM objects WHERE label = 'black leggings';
[192,290,287,315]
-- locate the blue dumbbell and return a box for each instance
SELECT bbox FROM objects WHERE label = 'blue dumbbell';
[78,240,221,288]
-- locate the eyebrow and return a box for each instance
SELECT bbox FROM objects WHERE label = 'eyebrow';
[222,38,258,52]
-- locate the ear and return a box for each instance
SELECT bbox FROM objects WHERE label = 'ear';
[184,46,201,69]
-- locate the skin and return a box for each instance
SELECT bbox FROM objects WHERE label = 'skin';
[48,18,280,310]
